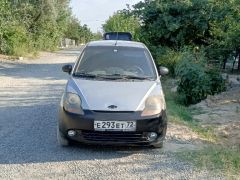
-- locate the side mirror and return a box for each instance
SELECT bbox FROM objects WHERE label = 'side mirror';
[158,66,169,76]
[62,64,72,74]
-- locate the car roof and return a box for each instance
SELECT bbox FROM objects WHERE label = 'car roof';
[86,40,146,49]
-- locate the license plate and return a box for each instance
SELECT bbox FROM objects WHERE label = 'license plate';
[94,121,136,131]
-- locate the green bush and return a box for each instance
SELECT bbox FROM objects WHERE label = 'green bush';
[1,25,30,56]
[175,50,226,105]
[207,68,226,95]
[176,53,210,105]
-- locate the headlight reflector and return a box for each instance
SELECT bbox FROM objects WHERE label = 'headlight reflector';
[63,92,84,115]
[141,96,164,117]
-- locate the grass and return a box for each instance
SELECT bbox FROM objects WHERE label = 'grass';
[162,78,216,141]
[177,145,240,178]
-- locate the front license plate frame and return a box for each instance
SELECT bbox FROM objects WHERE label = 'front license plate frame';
[94,121,136,131]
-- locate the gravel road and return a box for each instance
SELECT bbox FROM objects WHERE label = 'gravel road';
[0,49,223,179]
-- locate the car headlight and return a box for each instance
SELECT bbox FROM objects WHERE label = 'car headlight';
[141,95,165,117]
[63,92,84,115]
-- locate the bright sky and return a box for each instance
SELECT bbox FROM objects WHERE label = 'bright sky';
[70,0,141,33]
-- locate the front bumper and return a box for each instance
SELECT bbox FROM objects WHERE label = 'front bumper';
[58,108,167,146]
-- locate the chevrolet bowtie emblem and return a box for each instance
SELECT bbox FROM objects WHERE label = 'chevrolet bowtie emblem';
[108,105,117,109]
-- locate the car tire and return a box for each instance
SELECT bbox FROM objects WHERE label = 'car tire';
[152,141,163,149]
[57,127,69,146]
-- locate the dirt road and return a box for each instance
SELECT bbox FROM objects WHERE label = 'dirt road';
[0,49,223,179]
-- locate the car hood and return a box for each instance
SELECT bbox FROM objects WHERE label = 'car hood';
[70,79,158,111]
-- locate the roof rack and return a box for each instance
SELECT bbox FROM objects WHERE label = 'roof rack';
[103,32,132,41]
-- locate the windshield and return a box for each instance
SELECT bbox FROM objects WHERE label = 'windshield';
[74,46,157,80]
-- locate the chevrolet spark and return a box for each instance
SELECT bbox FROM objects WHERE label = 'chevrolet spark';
[58,40,168,148]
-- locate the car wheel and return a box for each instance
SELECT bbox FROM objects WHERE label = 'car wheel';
[57,127,70,146]
[152,141,163,149]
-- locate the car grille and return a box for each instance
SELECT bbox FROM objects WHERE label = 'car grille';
[81,130,148,143]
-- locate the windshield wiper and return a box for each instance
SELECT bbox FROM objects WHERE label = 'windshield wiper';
[73,73,153,80]
[73,73,121,80]
[121,75,153,80]
[96,74,123,80]
[101,74,153,80]
[73,72,96,78]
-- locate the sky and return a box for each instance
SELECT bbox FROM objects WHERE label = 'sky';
[70,0,141,33]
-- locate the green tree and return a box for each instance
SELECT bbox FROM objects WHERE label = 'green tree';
[65,17,82,44]
[208,0,240,69]
[80,24,93,43]
[92,31,103,41]
[131,0,239,70]
[64,18,93,45]
[103,12,140,40]
[132,0,213,49]
[0,0,31,55]
[0,0,90,55]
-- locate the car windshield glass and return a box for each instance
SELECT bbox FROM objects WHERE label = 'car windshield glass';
[74,46,157,80]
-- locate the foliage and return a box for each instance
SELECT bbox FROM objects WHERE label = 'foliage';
[175,50,226,105]
[64,17,93,45]
[1,24,30,56]
[0,0,94,56]
[175,51,211,105]
[132,0,213,49]
[131,0,240,68]
[206,68,226,95]
[207,0,240,62]
[80,25,93,43]
[154,47,189,76]
[65,18,81,42]
[102,12,140,40]
[92,32,103,41]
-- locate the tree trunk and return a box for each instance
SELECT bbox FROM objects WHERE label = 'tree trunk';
[223,58,227,69]
[237,48,240,71]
